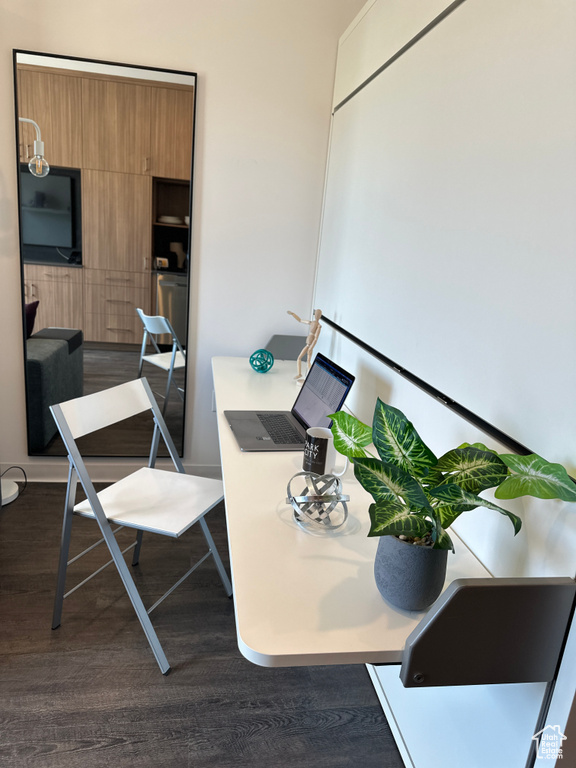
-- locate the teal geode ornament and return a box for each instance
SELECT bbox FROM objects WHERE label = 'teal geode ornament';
[250,349,274,373]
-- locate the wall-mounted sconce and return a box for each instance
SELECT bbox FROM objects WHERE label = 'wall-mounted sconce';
[19,117,50,177]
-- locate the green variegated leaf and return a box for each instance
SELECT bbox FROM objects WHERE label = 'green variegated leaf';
[495,454,576,502]
[353,458,396,502]
[429,484,522,535]
[354,458,432,510]
[368,501,431,538]
[434,527,455,552]
[435,447,508,493]
[457,442,499,455]
[372,399,437,478]
[421,465,446,489]
[329,412,373,459]
[432,500,475,530]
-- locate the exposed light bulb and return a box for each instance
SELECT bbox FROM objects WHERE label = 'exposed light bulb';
[28,139,49,177]
[19,119,50,177]
[29,154,50,178]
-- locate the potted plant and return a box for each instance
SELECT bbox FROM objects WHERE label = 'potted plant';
[329,398,576,611]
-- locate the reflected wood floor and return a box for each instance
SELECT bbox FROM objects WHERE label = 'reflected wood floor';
[0,483,404,768]
[40,343,185,457]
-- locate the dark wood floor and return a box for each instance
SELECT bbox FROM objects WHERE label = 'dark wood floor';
[0,482,404,768]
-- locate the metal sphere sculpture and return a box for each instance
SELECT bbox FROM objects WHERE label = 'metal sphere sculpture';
[250,349,274,373]
[287,471,349,532]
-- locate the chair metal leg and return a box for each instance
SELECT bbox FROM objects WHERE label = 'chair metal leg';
[199,517,233,596]
[52,463,77,629]
[67,452,171,673]
[132,530,144,566]
[137,329,148,378]
[161,367,174,416]
[149,423,161,467]
[102,524,171,674]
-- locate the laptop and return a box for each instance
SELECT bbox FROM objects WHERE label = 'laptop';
[224,352,355,451]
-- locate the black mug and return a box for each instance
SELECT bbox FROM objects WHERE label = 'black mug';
[302,427,347,476]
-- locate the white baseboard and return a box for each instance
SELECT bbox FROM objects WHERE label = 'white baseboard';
[10,457,223,484]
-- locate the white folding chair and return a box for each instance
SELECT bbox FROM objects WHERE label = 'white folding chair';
[136,308,186,415]
[50,378,232,675]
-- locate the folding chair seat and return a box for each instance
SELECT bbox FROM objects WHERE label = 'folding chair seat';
[50,377,232,675]
[136,307,186,415]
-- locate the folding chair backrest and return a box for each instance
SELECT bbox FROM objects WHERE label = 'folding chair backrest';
[52,378,155,440]
[51,378,185,476]
[136,308,175,339]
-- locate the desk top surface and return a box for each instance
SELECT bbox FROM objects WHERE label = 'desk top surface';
[212,356,490,667]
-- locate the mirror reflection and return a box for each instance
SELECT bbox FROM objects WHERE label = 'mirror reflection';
[15,51,196,457]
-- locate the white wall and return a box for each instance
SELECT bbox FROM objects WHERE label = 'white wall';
[318,0,576,471]
[333,0,451,108]
[0,0,366,480]
[314,0,576,582]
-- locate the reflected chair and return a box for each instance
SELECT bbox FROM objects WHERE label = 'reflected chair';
[136,308,186,415]
[50,377,232,674]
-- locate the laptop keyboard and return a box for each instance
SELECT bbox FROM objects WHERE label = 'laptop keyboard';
[257,413,304,445]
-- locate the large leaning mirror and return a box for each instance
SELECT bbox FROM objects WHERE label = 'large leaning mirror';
[13,50,196,457]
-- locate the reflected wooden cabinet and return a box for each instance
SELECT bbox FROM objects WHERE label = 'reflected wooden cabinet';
[83,268,150,343]
[82,78,194,178]
[81,78,152,174]
[23,264,83,330]
[82,170,152,272]
[17,66,194,178]
[17,68,82,168]
[16,69,49,165]
[82,170,152,342]
[23,263,151,343]
[17,64,194,347]
[150,87,195,180]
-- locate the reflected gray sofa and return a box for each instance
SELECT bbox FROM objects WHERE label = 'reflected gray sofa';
[26,329,83,452]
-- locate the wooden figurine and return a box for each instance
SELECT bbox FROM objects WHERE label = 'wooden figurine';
[287,308,322,381]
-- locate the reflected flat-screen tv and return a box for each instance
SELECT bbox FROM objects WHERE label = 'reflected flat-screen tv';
[19,165,82,264]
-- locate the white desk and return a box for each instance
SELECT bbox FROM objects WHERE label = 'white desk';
[213,357,549,768]
[212,357,491,668]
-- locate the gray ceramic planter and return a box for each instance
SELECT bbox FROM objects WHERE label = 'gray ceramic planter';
[374,534,449,611]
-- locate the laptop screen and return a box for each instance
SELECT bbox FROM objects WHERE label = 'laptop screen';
[291,353,355,430]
